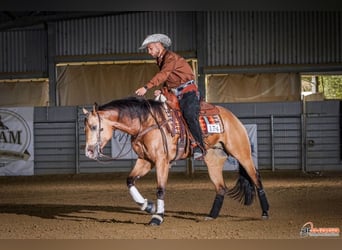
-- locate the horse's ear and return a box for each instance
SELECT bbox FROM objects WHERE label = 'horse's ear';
[82,107,89,115]
[92,102,99,113]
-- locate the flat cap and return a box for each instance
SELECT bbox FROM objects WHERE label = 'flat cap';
[139,33,172,50]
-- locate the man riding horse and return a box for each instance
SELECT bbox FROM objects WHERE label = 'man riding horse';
[135,33,206,160]
[83,33,270,226]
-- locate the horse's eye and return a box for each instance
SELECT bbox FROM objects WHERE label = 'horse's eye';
[90,125,97,131]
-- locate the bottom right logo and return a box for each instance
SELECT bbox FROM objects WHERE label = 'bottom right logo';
[300,222,340,237]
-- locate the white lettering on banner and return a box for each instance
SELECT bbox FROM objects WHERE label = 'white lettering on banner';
[0,108,34,176]
[111,130,138,159]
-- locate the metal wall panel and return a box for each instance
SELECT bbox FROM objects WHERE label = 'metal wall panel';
[31,101,341,175]
[206,11,342,67]
[2,11,341,78]
[305,101,341,171]
[34,106,77,175]
[217,102,303,170]
[54,12,196,57]
[0,29,47,74]
[34,122,76,175]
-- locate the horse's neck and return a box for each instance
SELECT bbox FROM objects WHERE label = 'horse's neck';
[100,110,139,136]
[108,119,139,135]
[104,107,164,137]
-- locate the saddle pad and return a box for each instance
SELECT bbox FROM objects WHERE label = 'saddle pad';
[199,114,224,134]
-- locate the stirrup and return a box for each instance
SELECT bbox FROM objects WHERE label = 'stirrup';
[193,152,204,161]
[193,147,205,161]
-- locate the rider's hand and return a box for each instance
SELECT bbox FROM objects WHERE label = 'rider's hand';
[135,86,147,96]
[154,89,162,97]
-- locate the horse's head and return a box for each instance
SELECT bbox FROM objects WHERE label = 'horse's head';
[82,104,114,159]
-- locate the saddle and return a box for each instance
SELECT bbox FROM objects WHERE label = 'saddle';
[159,89,224,161]
[161,86,220,116]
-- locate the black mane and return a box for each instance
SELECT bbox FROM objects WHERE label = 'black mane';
[98,96,164,122]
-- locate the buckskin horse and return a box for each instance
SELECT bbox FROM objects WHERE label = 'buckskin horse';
[82,96,269,226]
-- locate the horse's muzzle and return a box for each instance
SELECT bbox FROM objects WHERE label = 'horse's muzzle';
[85,144,100,159]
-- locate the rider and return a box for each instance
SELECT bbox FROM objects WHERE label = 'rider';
[135,33,206,160]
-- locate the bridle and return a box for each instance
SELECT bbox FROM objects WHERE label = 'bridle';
[95,110,103,157]
[85,99,171,163]
[85,110,131,163]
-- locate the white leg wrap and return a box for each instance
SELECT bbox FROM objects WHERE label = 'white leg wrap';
[156,199,165,214]
[129,186,145,205]
[140,199,148,211]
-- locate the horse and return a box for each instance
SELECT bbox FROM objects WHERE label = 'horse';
[82,96,269,226]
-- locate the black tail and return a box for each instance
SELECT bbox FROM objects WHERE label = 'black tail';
[227,164,256,206]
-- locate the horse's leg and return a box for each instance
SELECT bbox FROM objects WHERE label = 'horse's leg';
[218,110,269,219]
[127,158,156,214]
[203,108,270,219]
[255,169,269,219]
[204,148,228,219]
[227,139,270,219]
[148,158,169,226]
[233,151,269,219]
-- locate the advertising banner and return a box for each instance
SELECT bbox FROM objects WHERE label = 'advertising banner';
[111,130,138,159]
[0,108,34,176]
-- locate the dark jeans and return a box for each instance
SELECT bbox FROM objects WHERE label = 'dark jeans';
[178,91,204,149]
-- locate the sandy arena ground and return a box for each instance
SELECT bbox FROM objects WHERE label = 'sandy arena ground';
[0,170,341,239]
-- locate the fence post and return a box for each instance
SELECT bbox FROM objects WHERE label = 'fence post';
[75,107,80,174]
[270,115,275,172]
[186,158,195,176]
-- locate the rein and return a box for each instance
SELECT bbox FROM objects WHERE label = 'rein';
[141,98,170,157]
[92,100,170,163]
[93,111,132,163]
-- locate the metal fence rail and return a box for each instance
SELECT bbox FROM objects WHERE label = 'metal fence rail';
[32,102,341,175]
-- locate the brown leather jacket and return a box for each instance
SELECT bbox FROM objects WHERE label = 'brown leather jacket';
[145,50,195,90]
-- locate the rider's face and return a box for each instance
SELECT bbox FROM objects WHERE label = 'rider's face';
[147,43,163,58]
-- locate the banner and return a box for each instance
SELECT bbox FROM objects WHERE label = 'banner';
[224,124,258,170]
[111,130,138,159]
[0,107,34,176]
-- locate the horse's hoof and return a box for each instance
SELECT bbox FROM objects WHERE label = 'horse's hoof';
[148,214,164,226]
[261,211,269,220]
